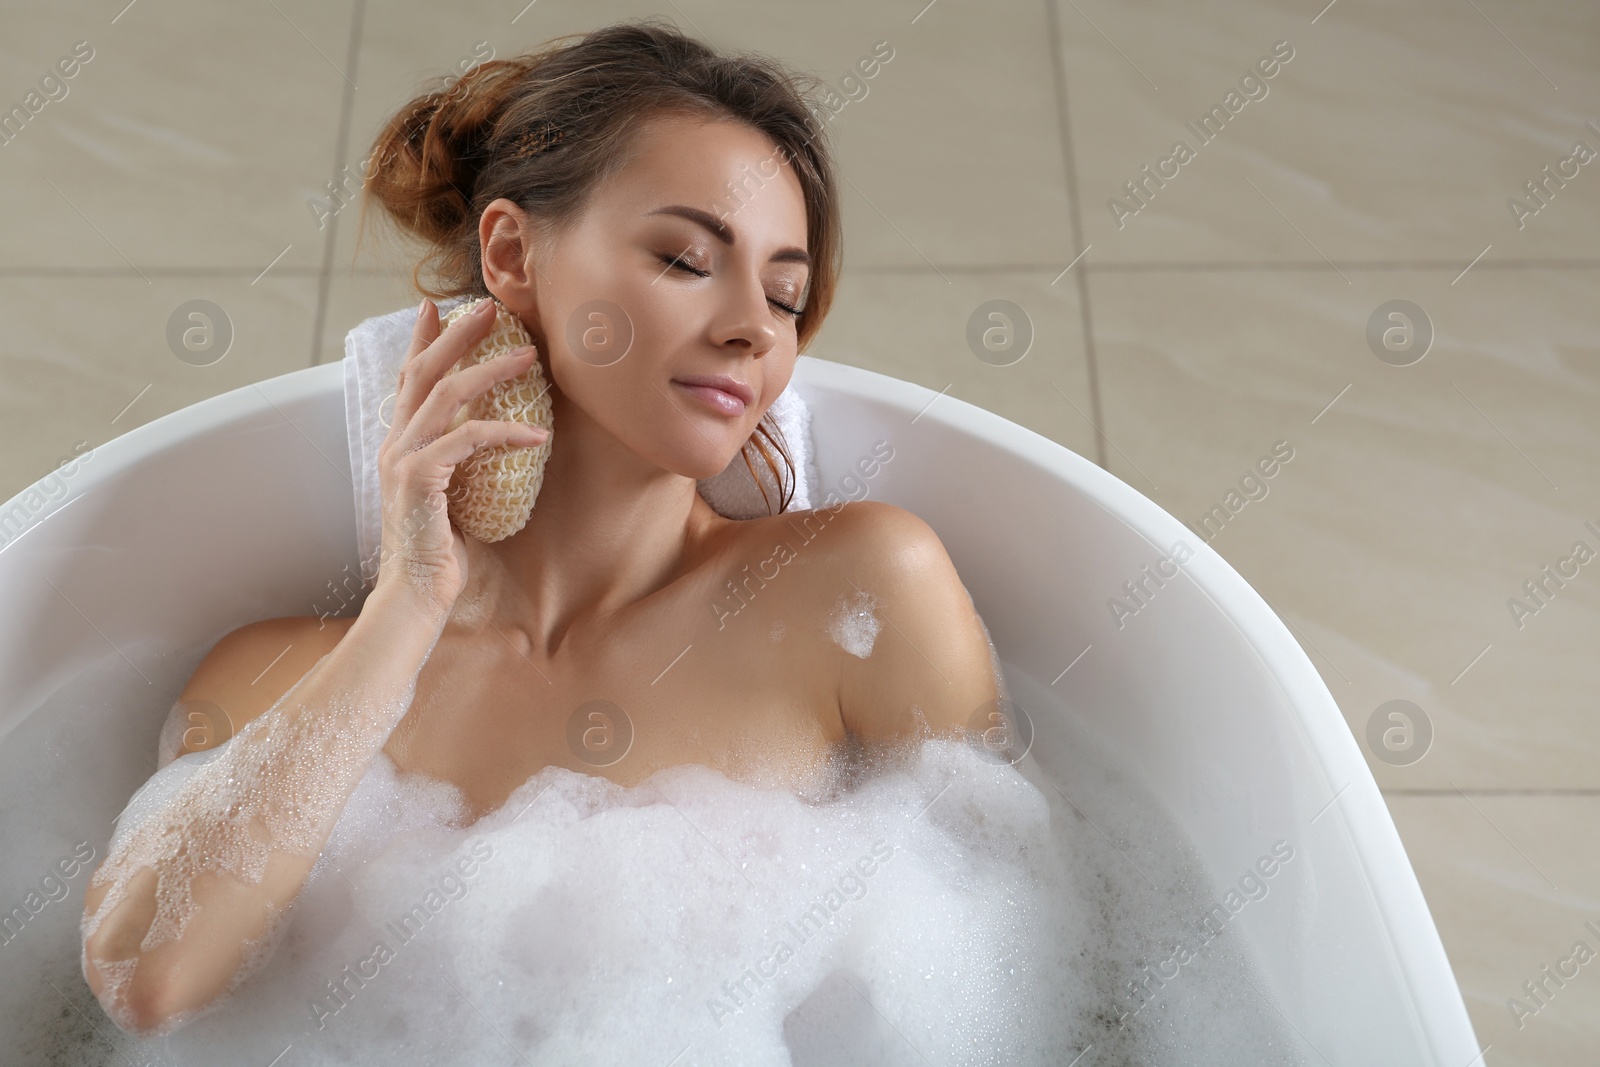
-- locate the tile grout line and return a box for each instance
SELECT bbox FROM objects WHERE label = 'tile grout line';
[310,0,369,368]
[1043,0,1108,471]
[10,260,1600,280]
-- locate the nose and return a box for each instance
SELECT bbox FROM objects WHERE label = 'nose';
[709,271,780,357]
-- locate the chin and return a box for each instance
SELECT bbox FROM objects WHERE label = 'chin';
[625,427,725,481]
[680,448,743,482]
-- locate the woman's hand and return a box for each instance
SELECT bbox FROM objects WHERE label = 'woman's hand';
[372,297,549,623]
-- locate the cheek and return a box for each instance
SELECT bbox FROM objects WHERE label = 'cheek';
[542,303,681,441]
[756,351,798,409]
[614,264,704,350]
[554,269,688,382]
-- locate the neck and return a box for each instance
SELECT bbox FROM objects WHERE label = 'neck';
[452,391,727,657]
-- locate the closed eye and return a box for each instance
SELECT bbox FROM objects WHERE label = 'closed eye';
[659,251,708,278]
[657,253,804,319]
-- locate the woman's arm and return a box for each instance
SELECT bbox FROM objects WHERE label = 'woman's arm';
[79,581,446,1036]
[79,296,543,1035]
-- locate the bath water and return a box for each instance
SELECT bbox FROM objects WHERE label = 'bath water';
[0,641,1310,1065]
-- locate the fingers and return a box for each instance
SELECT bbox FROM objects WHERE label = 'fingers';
[390,298,502,440]
[390,299,440,433]
[406,345,540,444]
[400,432,440,457]
[405,297,439,363]
[395,419,550,477]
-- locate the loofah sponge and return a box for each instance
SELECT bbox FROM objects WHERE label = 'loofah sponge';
[437,296,555,542]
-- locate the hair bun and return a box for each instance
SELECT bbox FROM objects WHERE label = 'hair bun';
[364,58,538,245]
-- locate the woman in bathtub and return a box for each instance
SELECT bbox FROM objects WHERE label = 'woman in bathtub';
[79,18,1001,1036]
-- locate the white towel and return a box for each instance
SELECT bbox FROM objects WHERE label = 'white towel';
[342,297,819,581]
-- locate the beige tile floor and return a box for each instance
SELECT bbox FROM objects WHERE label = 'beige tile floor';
[2,0,1596,1062]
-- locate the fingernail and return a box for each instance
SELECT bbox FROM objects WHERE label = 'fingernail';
[477,300,497,317]
[417,297,430,317]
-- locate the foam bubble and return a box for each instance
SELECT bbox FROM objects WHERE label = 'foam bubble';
[827,589,882,658]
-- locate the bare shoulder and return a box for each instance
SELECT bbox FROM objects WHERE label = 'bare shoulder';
[805,500,1002,745]
[801,499,959,594]
[813,498,942,562]
[171,613,355,758]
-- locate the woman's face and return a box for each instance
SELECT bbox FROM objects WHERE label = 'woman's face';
[492,112,812,482]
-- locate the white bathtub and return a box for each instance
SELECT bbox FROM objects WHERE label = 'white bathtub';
[0,355,1479,1063]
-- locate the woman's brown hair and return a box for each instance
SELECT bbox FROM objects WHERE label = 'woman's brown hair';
[356,17,842,515]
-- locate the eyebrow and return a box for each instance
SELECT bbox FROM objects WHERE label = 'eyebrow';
[645,204,811,269]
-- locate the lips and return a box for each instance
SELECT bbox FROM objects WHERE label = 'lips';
[671,374,754,416]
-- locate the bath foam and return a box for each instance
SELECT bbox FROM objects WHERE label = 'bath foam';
[827,588,883,658]
[53,688,1309,1065]
[15,650,1309,1065]
[77,645,435,1038]
[78,735,1087,1065]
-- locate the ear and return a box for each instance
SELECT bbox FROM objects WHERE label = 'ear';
[479,197,545,337]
